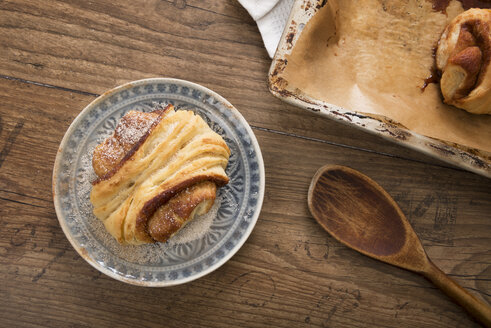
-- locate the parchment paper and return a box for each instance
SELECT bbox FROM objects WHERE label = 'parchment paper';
[282,0,491,152]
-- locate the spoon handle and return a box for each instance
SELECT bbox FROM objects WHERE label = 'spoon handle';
[423,260,491,327]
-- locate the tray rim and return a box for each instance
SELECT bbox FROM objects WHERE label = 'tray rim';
[268,0,490,178]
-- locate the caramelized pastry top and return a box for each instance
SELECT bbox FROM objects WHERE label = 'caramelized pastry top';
[436,8,491,114]
[92,110,163,177]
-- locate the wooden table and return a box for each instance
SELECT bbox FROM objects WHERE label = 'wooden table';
[0,1,489,327]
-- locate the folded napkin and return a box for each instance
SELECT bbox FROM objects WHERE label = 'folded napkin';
[238,0,295,58]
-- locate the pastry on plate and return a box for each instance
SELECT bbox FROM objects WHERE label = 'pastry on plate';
[90,104,230,245]
[436,8,491,114]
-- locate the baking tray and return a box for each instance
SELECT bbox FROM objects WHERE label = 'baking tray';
[268,0,490,178]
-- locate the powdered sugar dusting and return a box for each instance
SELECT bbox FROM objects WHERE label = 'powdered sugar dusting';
[115,112,156,146]
[99,138,124,166]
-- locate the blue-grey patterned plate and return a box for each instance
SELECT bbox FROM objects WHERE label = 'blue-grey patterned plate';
[52,78,265,286]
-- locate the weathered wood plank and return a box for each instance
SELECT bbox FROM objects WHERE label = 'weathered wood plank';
[0,77,489,327]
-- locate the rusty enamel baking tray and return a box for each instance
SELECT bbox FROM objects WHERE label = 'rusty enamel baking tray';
[268,0,490,178]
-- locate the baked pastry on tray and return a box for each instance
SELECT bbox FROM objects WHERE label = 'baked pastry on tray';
[436,8,491,114]
[90,104,230,245]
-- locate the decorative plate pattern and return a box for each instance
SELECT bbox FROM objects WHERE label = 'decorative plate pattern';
[52,78,265,286]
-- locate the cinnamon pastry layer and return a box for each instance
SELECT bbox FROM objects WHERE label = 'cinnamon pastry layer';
[436,8,491,114]
[90,105,230,245]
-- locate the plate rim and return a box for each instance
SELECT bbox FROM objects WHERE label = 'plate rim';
[52,77,265,287]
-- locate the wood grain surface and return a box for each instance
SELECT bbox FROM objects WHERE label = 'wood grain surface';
[0,1,489,327]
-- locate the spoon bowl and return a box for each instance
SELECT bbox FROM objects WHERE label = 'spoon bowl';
[308,165,491,327]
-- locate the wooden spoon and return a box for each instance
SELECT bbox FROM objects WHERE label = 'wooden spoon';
[307,165,491,327]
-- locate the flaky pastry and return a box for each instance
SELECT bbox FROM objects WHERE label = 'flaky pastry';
[436,8,491,114]
[90,104,230,245]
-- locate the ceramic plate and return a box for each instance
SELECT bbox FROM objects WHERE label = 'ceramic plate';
[52,78,265,286]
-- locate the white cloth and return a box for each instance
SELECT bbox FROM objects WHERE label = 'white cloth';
[238,0,295,58]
